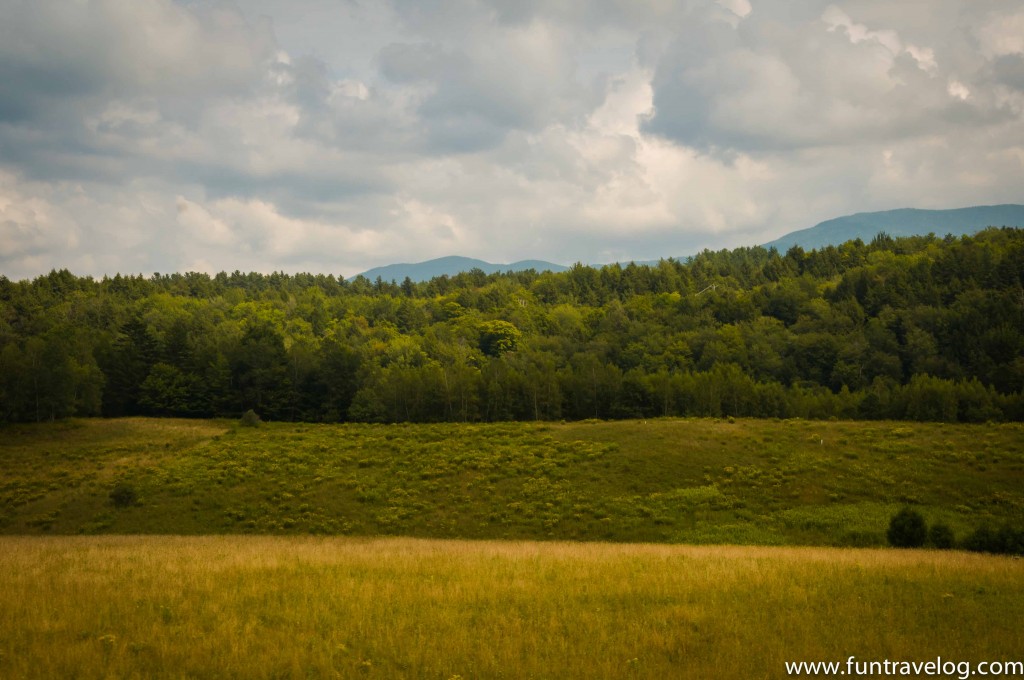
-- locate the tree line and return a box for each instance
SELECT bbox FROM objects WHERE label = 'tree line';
[2,228,1023,424]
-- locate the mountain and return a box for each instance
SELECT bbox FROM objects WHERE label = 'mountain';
[762,204,1024,252]
[354,256,568,282]
[354,205,1024,282]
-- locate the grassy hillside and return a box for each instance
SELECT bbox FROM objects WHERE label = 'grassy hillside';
[2,417,1022,545]
[1,537,1021,678]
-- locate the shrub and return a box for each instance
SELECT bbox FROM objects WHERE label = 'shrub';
[963,524,995,553]
[928,522,955,550]
[239,409,262,427]
[996,525,1024,555]
[965,523,1024,555]
[887,508,927,548]
[110,483,138,508]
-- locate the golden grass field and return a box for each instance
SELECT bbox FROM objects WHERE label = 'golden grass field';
[0,536,1021,679]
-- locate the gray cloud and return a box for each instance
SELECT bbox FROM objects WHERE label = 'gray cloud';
[377,24,602,152]
[0,1,275,176]
[0,1,275,104]
[643,0,1023,153]
[993,54,1024,91]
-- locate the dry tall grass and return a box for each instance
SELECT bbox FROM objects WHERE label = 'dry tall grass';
[0,537,1020,678]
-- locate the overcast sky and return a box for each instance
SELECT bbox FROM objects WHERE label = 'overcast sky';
[2,0,1023,279]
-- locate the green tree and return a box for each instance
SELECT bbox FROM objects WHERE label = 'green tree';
[479,320,522,357]
[102,316,158,417]
[231,322,291,419]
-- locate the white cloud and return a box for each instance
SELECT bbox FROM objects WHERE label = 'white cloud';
[176,196,237,248]
[975,10,1024,59]
[716,0,752,19]
[947,80,971,101]
[0,172,76,259]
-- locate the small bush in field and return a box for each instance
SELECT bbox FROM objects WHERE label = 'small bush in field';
[239,410,261,428]
[887,508,927,548]
[110,483,138,508]
[928,523,955,549]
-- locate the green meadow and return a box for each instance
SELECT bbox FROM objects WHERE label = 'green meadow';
[2,417,1023,545]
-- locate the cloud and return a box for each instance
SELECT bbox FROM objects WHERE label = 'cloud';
[0,170,173,279]
[993,54,1024,92]
[377,20,600,151]
[0,0,1021,280]
[642,1,1021,153]
[0,171,76,260]
[0,1,274,122]
[974,8,1024,59]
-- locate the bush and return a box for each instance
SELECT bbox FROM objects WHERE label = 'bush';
[239,409,262,427]
[928,522,955,549]
[997,525,1024,555]
[110,483,138,508]
[887,508,927,548]
[963,524,995,553]
[964,523,1024,555]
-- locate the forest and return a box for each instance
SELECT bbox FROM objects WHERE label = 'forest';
[1,228,1023,424]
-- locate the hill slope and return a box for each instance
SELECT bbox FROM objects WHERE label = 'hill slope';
[3,417,1021,545]
[763,204,1024,252]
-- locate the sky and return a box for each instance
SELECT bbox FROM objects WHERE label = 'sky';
[1,0,1023,280]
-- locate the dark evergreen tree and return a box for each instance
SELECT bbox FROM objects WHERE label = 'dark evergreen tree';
[101,316,158,417]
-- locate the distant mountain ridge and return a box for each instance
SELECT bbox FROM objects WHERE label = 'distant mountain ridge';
[354,255,568,283]
[354,205,1024,282]
[762,204,1024,252]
